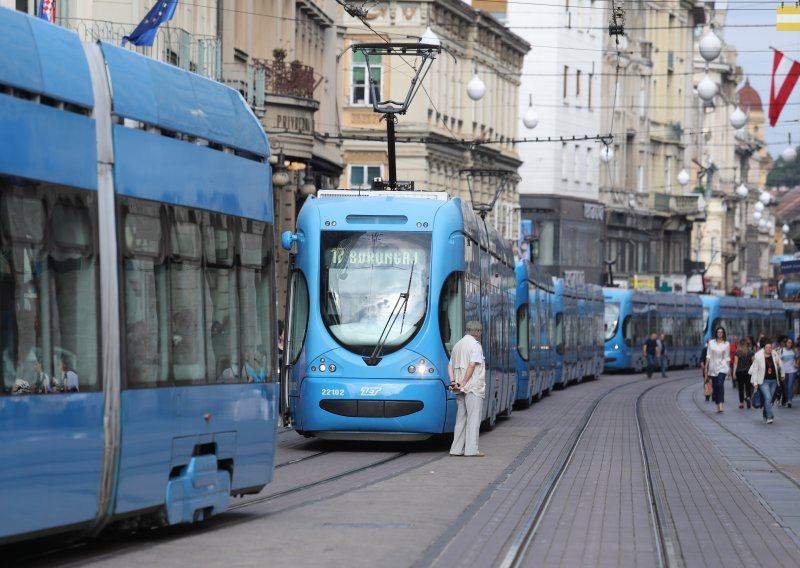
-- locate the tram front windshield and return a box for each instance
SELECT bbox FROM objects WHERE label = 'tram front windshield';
[320,231,431,356]
[604,301,620,341]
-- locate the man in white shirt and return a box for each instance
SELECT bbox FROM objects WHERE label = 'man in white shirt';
[449,321,486,457]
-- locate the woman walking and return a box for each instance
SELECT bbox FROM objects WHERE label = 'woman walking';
[779,337,797,408]
[733,337,755,409]
[705,326,731,413]
[749,337,783,424]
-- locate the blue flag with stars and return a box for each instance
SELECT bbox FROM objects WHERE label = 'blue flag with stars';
[122,0,179,47]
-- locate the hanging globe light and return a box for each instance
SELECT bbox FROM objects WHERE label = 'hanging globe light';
[783,223,791,234]
[736,183,749,198]
[758,219,767,230]
[729,106,747,129]
[420,26,441,47]
[677,169,690,187]
[753,210,762,221]
[782,144,797,163]
[523,94,539,130]
[599,145,614,163]
[784,237,790,245]
[467,74,486,101]
[699,29,722,63]
[754,201,764,212]
[697,74,717,101]
[759,192,771,205]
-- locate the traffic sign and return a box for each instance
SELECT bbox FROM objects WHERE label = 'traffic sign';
[781,259,800,274]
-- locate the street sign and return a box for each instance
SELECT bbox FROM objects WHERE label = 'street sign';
[781,259,800,274]
[777,6,800,31]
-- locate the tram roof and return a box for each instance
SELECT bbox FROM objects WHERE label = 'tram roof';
[0,8,94,109]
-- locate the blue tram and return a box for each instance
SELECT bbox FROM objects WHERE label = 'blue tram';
[0,9,278,543]
[514,261,555,406]
[281,190,517,439]
[603,288,703,372]
[701,295,787,344]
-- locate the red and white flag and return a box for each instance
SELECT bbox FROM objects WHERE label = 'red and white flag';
[769,48,800,127]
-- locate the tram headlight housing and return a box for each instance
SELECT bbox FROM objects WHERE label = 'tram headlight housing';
[613,344,619,350]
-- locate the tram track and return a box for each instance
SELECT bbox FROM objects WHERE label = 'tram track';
[496,376,685,568]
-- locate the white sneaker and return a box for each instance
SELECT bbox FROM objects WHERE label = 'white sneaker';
[767,418,774,424]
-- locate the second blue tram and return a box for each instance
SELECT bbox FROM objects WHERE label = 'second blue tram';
[0,9,278,543]
[514,261,555,406]
[603,288,703,372]
[702,295,787,343]
[281,190,517,439]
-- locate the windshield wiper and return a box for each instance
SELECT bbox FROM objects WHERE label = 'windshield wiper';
[365,262,414,366]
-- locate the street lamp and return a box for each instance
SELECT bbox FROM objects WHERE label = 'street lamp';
[729,106,747,129]
[677,168,690,188]
[783,223,791,234]
[759,191,771,206]
[467,67,485,101]
[699,28,722,63]
[599,145,614,163]
[754,201,764,212]
[697,74,717,101]
[523,94,539,130]
[736,183,749,198]
[753,210,762,221]
[782,133,797,163]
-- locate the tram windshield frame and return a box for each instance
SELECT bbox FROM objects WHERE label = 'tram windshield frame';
[604,301,621,341]
[320,230,431,356]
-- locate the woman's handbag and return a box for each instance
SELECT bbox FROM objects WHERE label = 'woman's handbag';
[773,381,784,404]
[704,380,713,397]
[752,387,764,409]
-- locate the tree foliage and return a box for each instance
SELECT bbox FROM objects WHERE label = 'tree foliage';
[767,147,800,188]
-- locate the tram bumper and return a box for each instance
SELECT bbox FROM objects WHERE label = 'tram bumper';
[292,377,449,440]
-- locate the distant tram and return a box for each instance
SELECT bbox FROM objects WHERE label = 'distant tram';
[1,9,278,543]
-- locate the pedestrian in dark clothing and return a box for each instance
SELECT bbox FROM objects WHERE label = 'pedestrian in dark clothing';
[643,332,659,379]
[733,337,754,409]
[657,333,668,378]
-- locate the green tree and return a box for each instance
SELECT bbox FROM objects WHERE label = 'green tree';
[767,147,800,188]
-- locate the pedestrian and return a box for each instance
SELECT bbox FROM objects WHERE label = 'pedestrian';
[729,335,738,389]
[749,337,783,424]
[657,333,669,378]
[778,337,797,408]
[449,320,486,458]
[700,343,710,401]
[643,332,659,379]
[704,326,730,413]
[733,337,754,409]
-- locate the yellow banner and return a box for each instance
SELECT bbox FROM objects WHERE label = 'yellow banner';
[777,6,800,31]
[628,276,656,290]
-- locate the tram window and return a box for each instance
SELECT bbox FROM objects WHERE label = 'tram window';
[604,302,620,341]
[439,272,464,357]
[622,316,634,347]
[1,187,99,395]
[555,313,564,355]
[288,270,309,365]
[238,222,274,383]
[702,307,709,335]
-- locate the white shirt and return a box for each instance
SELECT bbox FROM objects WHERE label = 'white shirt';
[707,340,730,376]
[450,334,485,398]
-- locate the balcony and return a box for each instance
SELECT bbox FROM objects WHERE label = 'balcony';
[60,19,221,81]
[230,55,317,114]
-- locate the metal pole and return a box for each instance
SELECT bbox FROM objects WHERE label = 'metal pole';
[386,115,397,189]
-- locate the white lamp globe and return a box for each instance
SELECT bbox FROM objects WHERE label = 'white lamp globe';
[467,74,486,101]
[783,223,791,234]
[599,145,614,163]
[677,169,690,187]
[697,75,717,101]
[759,219,767,230]
[782,145,797,163]
[699,30,722,63]
[736,183,749,198]
[730,107,747,129]
[523,107,539,130]
[420,26,440,46]
[784,237,790,245]
[759,192,771,205]
[753,210,762,221]
[754,201,764,212]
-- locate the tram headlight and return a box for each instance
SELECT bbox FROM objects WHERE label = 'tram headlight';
[613,344,619,350]
[408,365,416,374]
[319,364,327,372]
[329,364,336,372]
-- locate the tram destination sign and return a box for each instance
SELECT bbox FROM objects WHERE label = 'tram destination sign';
[781,259,800,274]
